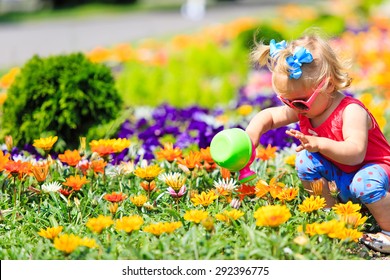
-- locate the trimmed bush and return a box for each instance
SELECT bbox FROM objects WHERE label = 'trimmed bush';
[235,24,284,51]
[1,53,123,150]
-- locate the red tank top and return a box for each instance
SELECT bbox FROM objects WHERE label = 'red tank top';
[299,96,390,175]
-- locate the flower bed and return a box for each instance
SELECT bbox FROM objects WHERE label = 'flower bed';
[1,1,390,260]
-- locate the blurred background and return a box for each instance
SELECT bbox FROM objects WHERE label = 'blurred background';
[0,0,314,68]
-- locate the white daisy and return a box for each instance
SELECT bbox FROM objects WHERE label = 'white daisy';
[158,172,183,184]
[41,181,62,193]
[213,178,238,191]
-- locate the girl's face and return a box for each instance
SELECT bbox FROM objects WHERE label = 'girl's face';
[274,75,331,118]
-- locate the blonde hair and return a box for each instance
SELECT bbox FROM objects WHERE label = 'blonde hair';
[251,32,352,94]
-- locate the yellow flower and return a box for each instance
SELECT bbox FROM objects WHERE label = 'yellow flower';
[134,164,163,182]
[143,221,182,236]
[183,209,209,223]
[310,180,323,197]
[315,220,345,238]
[303,223,318,237]
[298,195,326,213]
[215,209,244,223]
[277,187,299,202]
[0,67,20,88]
[38,226,63,240]
[337,228,363,242]
[33,136,58,151]
[79,237,98,248]
[332,201,361,215]
[53,234,82,254]
[130,194,148,207]
[191,190,218,207]
[284,154,296,166]
[87,46,112,63]
[0,92,7,106]
[89,138,131,154]
[237,104,253,116]
[111,138,131,153]
[115,215,144,233]
[109,203,119,215]
[339,212,368,228]
[86,215,114,234]
[159,172,186,191]
[254,205,291,227]
[201,217,215,232]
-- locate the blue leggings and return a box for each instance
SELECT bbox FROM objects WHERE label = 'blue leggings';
[295,150,389,204]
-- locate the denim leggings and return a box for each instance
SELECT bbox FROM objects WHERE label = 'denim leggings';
[295,150,389,204]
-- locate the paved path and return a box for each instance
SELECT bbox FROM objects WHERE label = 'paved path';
[0,0,311,68]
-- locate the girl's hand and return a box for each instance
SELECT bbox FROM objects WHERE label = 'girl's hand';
[286,129,320,153]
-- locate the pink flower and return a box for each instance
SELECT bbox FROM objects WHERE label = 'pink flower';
[167,185,186,198]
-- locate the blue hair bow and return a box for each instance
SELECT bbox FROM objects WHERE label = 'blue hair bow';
[286,46,313,79]
[269,39,287,58]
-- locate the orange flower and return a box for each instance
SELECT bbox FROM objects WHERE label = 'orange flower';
[78,160,90,175]
[89,139,129,157]
[155,142,182,162]
[200,147,214,164]
[0,67,20,88]
[255,179,270,198]
[256,144,277,161]
[220,167,231,179]
[62,175,89,191]
[58,150,81,167]
[59,188,72,197]
[5,135,13,151]
[0,150,10,172]
[90,159,107,174]
[90,144,115,158]
[177,151,203,170]
[236,184,256,201]
[112,43,134,62]
[104,192,127,203]
[140,180,156,191]
[87,47,111,63]
[268,177,285,198]
[31,162,50,183]
[310,180,323,197]
[4,160,31,179]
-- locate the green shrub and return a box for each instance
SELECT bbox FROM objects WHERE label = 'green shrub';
[1,53,123,150]
[235,24,284,51]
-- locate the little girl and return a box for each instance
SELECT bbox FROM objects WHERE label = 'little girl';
[245,33,390,254]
